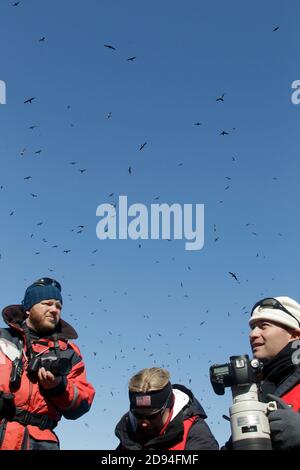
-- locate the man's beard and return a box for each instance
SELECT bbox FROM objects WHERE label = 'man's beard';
[30,316,57,334]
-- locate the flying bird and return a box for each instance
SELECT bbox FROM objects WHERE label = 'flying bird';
[39,37,46,42]
[128,167,132,175]
[194,122,202,126]
[127,56,136,61]
[220,130,229,136]
[273,26,279,32]
[139,142,147,151]
[228,272,240,283]
[13,1,20,5]
[104,44,116,50]
[79,169,87,173]
[24,97,35,104]
[30,193,38,198]
[216,93,225,102]
[35,149,42,154]
[24,176,32,180]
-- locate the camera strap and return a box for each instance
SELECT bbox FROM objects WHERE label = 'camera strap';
[32,346,50,357]
[21,322,34,361]
[53,334,61,360]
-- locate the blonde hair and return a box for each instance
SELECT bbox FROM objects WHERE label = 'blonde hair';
[129,367,170,393]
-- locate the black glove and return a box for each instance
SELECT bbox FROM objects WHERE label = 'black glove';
[221,436,233,450]
[267,394,300,450]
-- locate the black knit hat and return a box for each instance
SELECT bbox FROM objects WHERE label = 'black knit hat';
[22,278,63,311]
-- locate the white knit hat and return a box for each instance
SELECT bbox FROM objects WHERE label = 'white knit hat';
[249,296,300,330]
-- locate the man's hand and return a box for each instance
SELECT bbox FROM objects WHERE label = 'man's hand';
[38,367,62,390]
[268,408,300,450]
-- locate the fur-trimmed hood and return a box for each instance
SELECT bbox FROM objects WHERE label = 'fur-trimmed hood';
[2,304,78,340]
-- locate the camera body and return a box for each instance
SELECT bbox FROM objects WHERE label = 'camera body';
[210,354,275,450]
[28,355,71,379]
[210,354,262,395]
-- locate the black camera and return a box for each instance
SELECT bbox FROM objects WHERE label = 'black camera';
[210,355,262,395]
[27,355,72,379]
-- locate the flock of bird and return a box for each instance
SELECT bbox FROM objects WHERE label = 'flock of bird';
[1,1,285,446]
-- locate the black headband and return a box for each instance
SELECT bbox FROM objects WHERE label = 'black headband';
[129,382,172,410]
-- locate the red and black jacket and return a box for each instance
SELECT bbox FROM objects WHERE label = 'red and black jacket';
[260,341,300,412]
[0,305,95,450]
[115,384,219,450]
[273,369,300,412]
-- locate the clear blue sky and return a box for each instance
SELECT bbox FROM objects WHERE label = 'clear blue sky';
[0,0,299,449]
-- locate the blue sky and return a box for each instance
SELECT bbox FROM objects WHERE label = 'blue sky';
[0,0,299,449]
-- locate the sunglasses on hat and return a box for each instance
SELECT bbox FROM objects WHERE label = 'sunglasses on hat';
[251,297,300,327]
[30,277,62,292]
[131,403,168,421]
